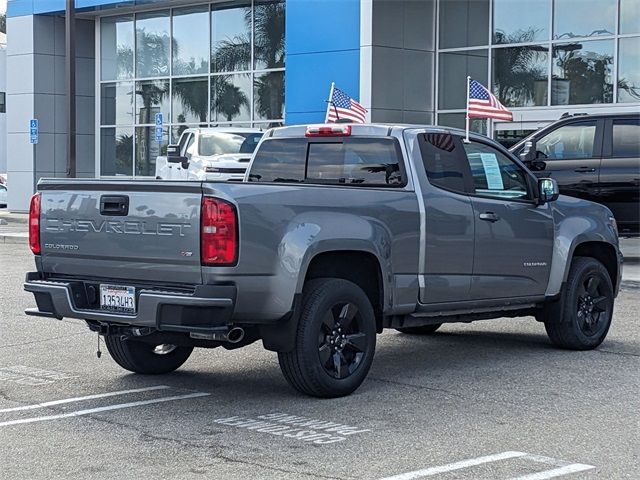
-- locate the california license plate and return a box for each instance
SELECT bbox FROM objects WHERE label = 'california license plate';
[100,285,136,314]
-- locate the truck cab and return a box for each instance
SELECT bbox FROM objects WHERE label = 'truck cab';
[155,127,264,181]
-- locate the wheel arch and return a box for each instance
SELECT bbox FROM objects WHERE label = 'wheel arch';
[571,241,619,292]
[303,250,385,333]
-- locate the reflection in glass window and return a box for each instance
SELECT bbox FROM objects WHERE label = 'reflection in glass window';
[437,113,486,134]
[462,142,529,199]
[552,40,614,105]
[612,119,640,158]
[172,77,208,124]
[135,126,168,176]
[439,0,489,49]
[493,0,549,44]
[211,4,251,73]
[171,125,192,144]
[537,122,596,160]
[198,132,263,156]
[101,127,133,176]
[254,0,285,70]
[617,37,640,103]
[419,133,466,193]
[554,0,616,39]
[136,11,170,78]
[172,6,209,75]
[620,0,640,34]
[211,74,251,122]
[254,71,284,121]
[248,138,307,183]
[135,80,169,125]
[100,15,134,80]
[101,83,134,125]
[493,46,548,107]
[307,139,403,186]
[438,50,488,110]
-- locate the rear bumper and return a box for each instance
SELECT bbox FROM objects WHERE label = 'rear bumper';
[23,272,236,334]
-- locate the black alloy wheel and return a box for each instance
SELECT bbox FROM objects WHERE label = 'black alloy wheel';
[544,257,614,350]
[575,274,611,337]
[278,278,377,398]
[318,302,369,379]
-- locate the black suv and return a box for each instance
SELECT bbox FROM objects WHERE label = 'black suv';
[511,113,640,237]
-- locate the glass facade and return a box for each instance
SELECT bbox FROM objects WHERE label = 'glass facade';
[99,0,285,177]
[436,0,640,131]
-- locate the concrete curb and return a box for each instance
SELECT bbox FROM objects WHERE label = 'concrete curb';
[0,234,29,245]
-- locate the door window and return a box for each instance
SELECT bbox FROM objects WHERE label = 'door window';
[185,134,196,158]
[612,118,640,158]
[463,141,531,200]
[536,121,596,160]
[418,133,468,193]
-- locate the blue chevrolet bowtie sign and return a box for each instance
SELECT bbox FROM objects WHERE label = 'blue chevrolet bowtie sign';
[29,119,39,145]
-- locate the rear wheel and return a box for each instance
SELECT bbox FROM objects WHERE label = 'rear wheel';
[544,257,614,350]
[105,336,193,374]
[396,324,442,335]
[278,278,376,398]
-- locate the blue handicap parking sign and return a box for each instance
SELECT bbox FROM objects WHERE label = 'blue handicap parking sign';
[29,119,39,144]
[155,113,164,126]
[155,126,164,141]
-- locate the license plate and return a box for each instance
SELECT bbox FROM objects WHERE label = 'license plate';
[100,285,136,314]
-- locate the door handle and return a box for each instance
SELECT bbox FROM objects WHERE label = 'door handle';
[574,166,596,173]
[100,195,129,216]
[479,212,500,222]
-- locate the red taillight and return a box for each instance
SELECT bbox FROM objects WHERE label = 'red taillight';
[305,125,352,137]
[201,197,238,266]
[29,193,41,255]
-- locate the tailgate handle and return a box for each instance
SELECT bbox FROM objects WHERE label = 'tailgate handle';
[100,195,129,216]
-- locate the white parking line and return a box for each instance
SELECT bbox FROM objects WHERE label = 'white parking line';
[378,451,528,480]
[0,386,171,413]
[508,464,596,480]
[0,392,210,427]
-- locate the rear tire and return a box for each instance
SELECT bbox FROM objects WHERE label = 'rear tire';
[396,324,442,335]
[105,336,193,374]
[278,278,376,398]
[544,257,614,350]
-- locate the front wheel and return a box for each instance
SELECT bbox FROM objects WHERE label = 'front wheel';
[544,257,614,350]
[105,336,193,374]
[278,278,377,398]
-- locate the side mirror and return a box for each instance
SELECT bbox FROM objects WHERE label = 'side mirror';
[519,140,537,164]
[530,159,547,171]
[538,178,559,204]
[181,160,190,170]
[167,144,188,164]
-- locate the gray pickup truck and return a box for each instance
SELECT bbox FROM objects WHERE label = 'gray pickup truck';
[25,123,623,398]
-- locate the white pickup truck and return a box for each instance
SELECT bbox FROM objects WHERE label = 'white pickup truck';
[155,127,264,181]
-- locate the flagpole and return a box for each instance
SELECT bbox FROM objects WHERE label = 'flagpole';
[325,82,336,123]
[465,76,471,143]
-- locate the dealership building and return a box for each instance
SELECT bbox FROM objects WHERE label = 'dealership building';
[4,0,640,210]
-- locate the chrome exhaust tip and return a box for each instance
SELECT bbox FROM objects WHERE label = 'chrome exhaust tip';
[226,327,245,344]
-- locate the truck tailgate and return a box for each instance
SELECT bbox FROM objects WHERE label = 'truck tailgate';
[38,180,202,285]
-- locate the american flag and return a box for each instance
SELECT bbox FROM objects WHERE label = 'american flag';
[326,85,368,123]
[468,79,513,121]
[425,133,455,152]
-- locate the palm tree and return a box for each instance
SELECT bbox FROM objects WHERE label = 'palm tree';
[492,29,548,106]
[213,2,285,120]
[213,77,250,122]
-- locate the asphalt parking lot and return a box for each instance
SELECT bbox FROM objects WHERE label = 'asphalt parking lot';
[0,241,638,479]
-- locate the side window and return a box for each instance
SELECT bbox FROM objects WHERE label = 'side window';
[418,132,468,193]
[612,118,640,158]
[248,138,306,183]
[463,142,530,200]
[537,121,596,160]
[185,135,196,157]
[306,138,404,186]
[177,132,190,155]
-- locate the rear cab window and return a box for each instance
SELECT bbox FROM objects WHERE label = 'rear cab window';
[249,137,406,187]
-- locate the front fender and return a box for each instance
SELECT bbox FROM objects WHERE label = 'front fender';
[546,198,619,296]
